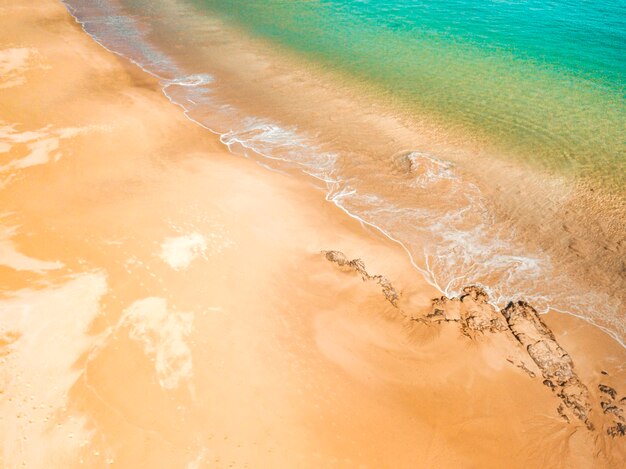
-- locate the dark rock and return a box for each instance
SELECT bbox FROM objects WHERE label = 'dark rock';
[371,275,399,306]
[543,379,556,390]
[506,358,536,378]
[322,250,400,307]
[502,301,593,430]
[607,422,626,437]
[425,286,507,337]
[598,384,617,400]
[601,402,621,417]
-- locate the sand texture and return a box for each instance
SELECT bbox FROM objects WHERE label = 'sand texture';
[0,1,624,467]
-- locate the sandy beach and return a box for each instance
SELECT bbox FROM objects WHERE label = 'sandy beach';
[1,0,625,467]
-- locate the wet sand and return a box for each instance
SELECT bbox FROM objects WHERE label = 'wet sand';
[0,0,625,467]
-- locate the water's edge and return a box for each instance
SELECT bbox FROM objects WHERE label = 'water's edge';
[59,0,625,349]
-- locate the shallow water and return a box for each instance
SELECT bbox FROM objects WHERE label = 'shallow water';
[62,0,625,344]
[188,0,626,189]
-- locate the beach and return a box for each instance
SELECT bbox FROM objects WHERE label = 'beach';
[1,0,625,467]
[61,0,626,343]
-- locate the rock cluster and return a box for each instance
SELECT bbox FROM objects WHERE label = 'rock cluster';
[425,288,595,429]
[598,383,626,437]
[323,251,399,306]
[502,301,593,430]
[322,252,624,436]
[428,286,509,337]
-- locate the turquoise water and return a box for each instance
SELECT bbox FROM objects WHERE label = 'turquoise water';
[192,0,626,188]
[196,0,626,80]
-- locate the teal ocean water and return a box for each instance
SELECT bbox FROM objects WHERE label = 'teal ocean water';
[63,0,626,343]
[192,0,626,188]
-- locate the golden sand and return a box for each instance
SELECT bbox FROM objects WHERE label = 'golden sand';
[0,1,624,467]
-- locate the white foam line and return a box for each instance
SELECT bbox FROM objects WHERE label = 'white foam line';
[255,160,289,176]
[59,1,625,350]
[302,169,340,184]
[219,133,336,178]
[62,2,166,82]
[326,190,441,290]
[62,1,225,141]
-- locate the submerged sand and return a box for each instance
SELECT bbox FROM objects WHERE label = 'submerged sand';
[0,0,625,467]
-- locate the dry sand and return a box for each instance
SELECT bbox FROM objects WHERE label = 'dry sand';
[0,0,624,467]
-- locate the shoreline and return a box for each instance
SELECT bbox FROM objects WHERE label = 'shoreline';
[1,0,625,466]
[61,0,626,349]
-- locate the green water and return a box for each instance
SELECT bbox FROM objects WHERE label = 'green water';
[191,0,625,189]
